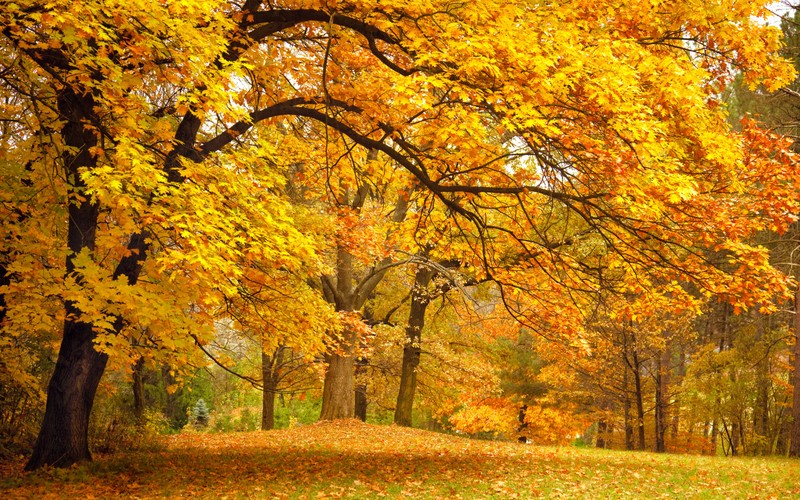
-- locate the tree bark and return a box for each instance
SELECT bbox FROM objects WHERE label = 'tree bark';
[517,405,529,443]
[623,367,634,450]
[354,354,368,422]
[26,89,105,470]
[0,261,9,327]
[632,347,646,451]
[318,186,406,421]
[25,318,108,470]
[354,382,367,422]
[319,245,358,420]
[394,266,434,426]
[670,346,685,441]
[654,352,666,453]
[320,351,355,420]
[132,356,146,424]
[753,314,769,453]
[261,347,284,430]
[596,419,608,449]
[789,287,800,456]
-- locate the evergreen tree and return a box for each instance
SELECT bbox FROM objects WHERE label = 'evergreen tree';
[192,399,210,428]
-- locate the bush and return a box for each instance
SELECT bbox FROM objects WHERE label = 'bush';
[90,405,168,455]
[274,395,321,428]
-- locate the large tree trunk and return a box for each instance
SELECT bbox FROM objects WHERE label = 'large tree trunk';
[25,319,108,470]
[26,90,105,470]
[319,242,358,421]
[318,187,406,422]
[320,351,355,420]
[790,288,800,456]
[394,266,434,427]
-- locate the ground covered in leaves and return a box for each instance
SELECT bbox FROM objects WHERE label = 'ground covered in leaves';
[2,420,799,498]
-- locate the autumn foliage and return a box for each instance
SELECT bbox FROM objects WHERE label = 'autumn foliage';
[1,0,800,474]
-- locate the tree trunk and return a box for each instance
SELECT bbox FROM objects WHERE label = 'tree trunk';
[354,383,367,422]
[622,334,634,450]
[623,369,634,450]
[261,347,284,431]
[670,347,685,441]
[632,348,646,451]
[261,384,276,431]
[132,356,146,424]
[319,245,358,421]
[0,261,9,327]
[654,352,666,453]
[517,405,529,443]
[789,287,800,456]
[25,317,108,469]
[26,89,106,470]
[320,352,355,420]
[354,354,368,422]
[596,419,608,449]
[394,266,434,426]
[753,314,769,454]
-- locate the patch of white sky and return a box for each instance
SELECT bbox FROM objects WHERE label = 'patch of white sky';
[766,1,795,26]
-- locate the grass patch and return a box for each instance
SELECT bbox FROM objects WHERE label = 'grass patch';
[1,421,799,498]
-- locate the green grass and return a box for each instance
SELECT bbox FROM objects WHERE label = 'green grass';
[1,421,798,498]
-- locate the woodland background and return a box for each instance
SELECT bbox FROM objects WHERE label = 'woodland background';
[3,0,800,475]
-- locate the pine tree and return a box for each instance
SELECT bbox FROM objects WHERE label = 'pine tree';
[192,399,209,428]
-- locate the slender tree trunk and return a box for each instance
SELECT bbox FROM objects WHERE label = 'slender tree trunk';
[632,348,646,451]
[261,347,284,430]
[394,266,434,426]
[354,355,368,422]
[754,314,769,453]
[596,419,608,449]
[517,405,529,443]
[354,383,367,422]
[790,288,800,456]
[622,333,634,450]
[623,369,634,450]
[0,261,9,327]
[132,356,146,424]
[670,347,685,441]
[655,349,672,453]
[710,418,719,454]
[729,420,740,456]
[654,352,667,453]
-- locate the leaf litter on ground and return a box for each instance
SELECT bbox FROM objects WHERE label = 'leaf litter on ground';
[1,420,799,498]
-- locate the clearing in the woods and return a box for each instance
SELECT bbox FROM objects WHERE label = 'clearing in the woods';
[1,420,798,498]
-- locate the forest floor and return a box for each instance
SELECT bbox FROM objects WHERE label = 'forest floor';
[1,420,799,498]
